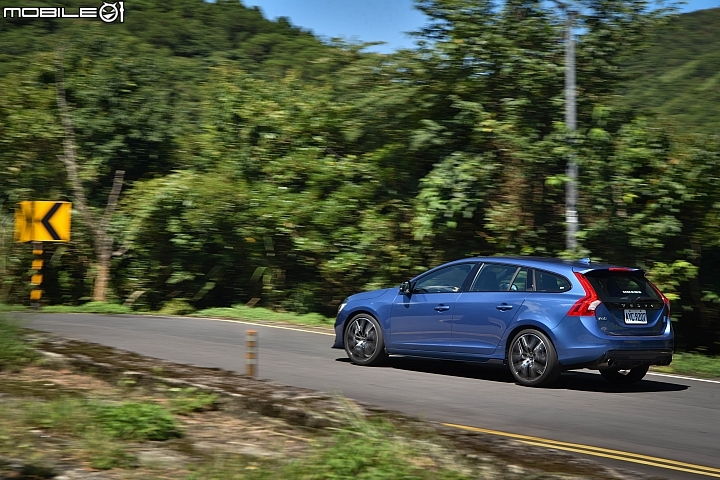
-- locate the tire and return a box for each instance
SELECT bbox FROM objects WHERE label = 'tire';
[344,314,388,366]
[600,365,649,384]
[509,329,561,387]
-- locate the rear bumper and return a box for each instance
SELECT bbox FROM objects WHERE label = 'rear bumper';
[551,315,673,368]
[575,349,673,370]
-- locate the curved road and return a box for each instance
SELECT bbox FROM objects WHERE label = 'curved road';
[22,313,720,479]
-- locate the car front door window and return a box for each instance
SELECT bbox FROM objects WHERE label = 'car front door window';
[413,264,475,294]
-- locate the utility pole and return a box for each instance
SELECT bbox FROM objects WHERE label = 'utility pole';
[555,2,578,251]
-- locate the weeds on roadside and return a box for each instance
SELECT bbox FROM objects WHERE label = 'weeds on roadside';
[24,397,94,435]
[8,395,181,471]
[24,300,335,327]
[0,314,37,371]
[93,402,183,441]
[40,302,133,315]
[24,397,182,441]
[81,426,136,470]
[158,298,195,316]
[282,401,470,480]
[194,304,333,326]
[185,400,473,480]
[0,304,26,313]
[168,387,219,415]
[655,351,720,378]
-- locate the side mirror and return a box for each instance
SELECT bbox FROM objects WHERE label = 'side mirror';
[399,281,411,295]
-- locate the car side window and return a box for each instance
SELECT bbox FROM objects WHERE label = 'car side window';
[534,270,571,292]
[412,263,475,294]
[510,268,531,291]
[470,264,520,292]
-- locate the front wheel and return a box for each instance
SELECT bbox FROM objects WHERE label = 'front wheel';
[344,314,388,366]
[600,365,649,384]
[509,329,561,387]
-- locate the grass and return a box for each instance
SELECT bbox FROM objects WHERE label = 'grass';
[167,387,219,415]
[187,403,473,480]
[24,397,182,441]
[41,301,134,315]
[0,314,38,371]
[0,376,481,479]
[2,395,180,471]
[0,303,27,312]
[281,407,470,480]
[28,300,336,327]
[92,402,183,441]
[81,426,137,470]
[653,351,720,379]
[194,304,334,326]
[23,397,94,435]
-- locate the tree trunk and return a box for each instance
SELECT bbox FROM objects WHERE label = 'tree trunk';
[93,258,110,302]
[55,53,125,302]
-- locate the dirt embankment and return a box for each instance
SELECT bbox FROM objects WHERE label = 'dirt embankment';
[0,332,663,479]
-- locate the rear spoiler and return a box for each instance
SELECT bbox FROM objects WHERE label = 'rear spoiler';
[573,266,646,275]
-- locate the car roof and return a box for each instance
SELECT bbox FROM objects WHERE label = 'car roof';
[441,256,639,273]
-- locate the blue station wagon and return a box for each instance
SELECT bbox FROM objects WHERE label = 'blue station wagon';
[332,257,673,387]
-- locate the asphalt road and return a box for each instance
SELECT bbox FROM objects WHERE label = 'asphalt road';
[21,313,720,479]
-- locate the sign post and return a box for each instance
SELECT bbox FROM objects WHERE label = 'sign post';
[30,242,44,309]
[14,201,72,307]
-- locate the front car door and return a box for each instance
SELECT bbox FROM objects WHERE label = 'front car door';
[390,263,476,352]
[452,263,530,355]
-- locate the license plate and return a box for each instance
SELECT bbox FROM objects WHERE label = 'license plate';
[624,309,647,324]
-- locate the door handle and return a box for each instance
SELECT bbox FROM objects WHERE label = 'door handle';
[496,304,513,311]
[434,305,450,312]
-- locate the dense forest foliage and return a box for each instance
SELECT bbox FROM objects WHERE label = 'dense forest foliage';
[1,0,720,352]
[621,7,720,133]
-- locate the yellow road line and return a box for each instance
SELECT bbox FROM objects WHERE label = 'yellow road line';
[443,423,720,476]
[518,440,720,478]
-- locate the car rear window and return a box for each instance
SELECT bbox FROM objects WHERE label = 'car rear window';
[584,270,661,302]
[534,270,571,293]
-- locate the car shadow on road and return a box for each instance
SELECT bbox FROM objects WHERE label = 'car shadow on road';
[336,356,690,393]
[337,356,517,383]
[552,370,689,393]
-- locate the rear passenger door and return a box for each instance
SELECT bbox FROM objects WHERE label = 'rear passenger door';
[452,264,530,355]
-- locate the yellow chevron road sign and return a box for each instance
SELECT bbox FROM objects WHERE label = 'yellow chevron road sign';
[14,201,32,243]
[14,201,71,243]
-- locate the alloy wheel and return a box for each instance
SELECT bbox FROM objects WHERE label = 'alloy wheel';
[346,316,379,361]
[511,332,549,383]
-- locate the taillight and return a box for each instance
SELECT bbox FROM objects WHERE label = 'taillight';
[649,281,671,320]
[567,272,601,316]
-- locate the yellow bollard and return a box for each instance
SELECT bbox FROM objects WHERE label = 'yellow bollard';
[246,330,258,377]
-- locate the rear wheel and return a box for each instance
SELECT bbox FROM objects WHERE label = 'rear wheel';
[509,329,561,387]
[600,365,649,384]
[344,314,388,366]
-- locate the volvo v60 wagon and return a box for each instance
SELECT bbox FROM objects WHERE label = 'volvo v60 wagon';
[332,257,673,387]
